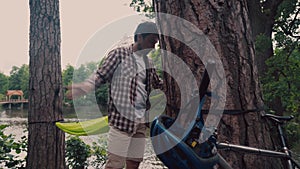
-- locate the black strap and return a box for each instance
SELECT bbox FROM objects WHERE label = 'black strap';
[28,119,64,125]
[201,109,263,115]
[165,106,262,115]
[199,61,215,99]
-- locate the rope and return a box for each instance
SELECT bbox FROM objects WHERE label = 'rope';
[28,119,64,125]
[166,107,262,116]
[201,109,263,115]
[165,92,263,116]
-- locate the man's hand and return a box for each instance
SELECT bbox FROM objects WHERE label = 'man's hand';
[65,84,87,100]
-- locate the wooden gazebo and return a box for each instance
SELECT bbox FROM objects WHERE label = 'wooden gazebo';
[6,90,24,101]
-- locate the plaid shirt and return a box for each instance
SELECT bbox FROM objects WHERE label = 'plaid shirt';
[86,45,163,134]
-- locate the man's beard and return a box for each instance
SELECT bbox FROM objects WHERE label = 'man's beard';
[137,43,152,55]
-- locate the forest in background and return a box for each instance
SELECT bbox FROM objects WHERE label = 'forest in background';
[0,45,299,151]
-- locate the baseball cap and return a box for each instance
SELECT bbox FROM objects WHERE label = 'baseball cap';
[134,22,159,35]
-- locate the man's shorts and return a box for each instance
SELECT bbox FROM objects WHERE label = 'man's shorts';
[105,124,147,168]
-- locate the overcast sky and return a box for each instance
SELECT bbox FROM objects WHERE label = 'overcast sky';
[0,0,138,75]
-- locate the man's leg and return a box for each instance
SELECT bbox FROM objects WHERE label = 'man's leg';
[125,159,141,169]
[125,124,147,169]
[105,126,131,169]
[105,153,125,169]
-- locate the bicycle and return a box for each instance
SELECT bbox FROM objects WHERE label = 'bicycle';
[150,61,300,169]
[216,113,300,169]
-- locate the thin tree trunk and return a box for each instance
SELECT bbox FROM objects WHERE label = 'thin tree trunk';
[154,0,284,168]
[27,0,65,168]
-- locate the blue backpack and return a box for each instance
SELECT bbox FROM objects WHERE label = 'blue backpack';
[150,61,219,169]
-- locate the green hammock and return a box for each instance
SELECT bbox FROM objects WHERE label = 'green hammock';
[56,93,165,136]
[55,116,109,136]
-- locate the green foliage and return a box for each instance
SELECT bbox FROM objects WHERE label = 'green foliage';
[262,47,300,149]
[0,65,29,98]
[65,136,107,169]
[66,136,91,169]
[275,0,299,22]
[90,137,107,168]
[72,62,99,83]
[6,65,29,98]
[62,64,75,87]
[0,94,6,101]
[0,125,27,169]
[130,0,154,18]
[62,65,75,106]
[149,49,163,78]
[255,34,272,55]
[95,84,109,113]
[274,0,299,48]
[261,0,300,149]
[0,128,107,169]
[286,121,300,149]
[262,49,300,112]
[0,73,8,95]
[264,0,300,110]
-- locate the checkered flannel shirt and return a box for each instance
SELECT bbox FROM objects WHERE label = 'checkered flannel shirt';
[86,45,163,134]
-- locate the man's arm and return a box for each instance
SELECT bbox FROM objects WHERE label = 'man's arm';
[65,81,94,100]
[66,49,121,100]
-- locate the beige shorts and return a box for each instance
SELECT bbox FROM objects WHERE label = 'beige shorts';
[105,124,147,168]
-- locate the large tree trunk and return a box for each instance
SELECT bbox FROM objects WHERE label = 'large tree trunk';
[154,0,284,168]
[27,0,66,168]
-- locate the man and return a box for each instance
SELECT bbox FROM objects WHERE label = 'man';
[66,21,163,169]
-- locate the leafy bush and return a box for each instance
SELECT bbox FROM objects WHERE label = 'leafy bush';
[65,136,108,169]
[90,137,107,168]
[0,127,108,169]
[262,48,300,149]
[66,136,91,169]
[0,125,27,169]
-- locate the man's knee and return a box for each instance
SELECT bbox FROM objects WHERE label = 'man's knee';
[105,152,125,169]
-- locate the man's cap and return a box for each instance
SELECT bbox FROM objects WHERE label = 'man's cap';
[134,22,159,35]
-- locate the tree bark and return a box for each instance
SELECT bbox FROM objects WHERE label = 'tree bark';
[154,0,284,168]
[27,0,66,168]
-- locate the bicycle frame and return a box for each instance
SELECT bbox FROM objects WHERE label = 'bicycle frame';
[217,142,300,169]
[201,105,300,169]
[192,91,300,168]
[193,77,299,169]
